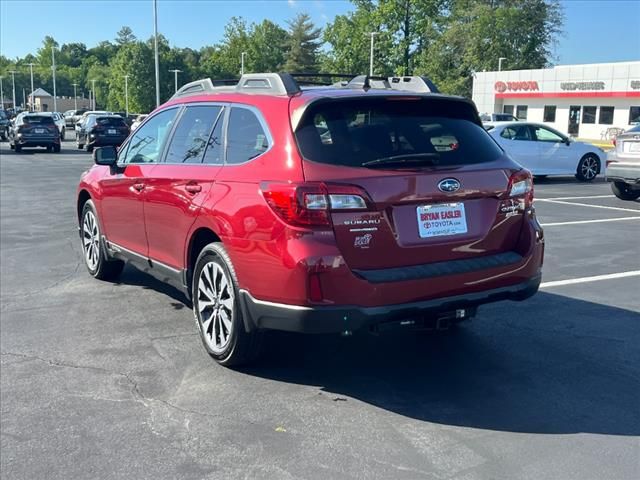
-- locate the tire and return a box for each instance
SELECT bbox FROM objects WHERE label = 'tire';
[611,181,640,201]
[9,142,14,150]
[77,143,84,150]
[14,145,21,153]
[86,145,93,153]
[60,129,65,141]
[192,243,263,366]
[575,154,600,182]
[53,144,61,153]
[80,200,124,280]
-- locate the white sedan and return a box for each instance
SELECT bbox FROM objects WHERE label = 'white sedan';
[486,122,604,182]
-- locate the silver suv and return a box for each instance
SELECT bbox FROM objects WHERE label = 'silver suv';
[607,125,640,201]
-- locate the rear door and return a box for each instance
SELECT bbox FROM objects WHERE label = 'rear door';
[144,104,226,270]
[294,96,524,270]
[98,107,179,256]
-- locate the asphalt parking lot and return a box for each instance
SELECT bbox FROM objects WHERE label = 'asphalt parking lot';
[1,142,638,480]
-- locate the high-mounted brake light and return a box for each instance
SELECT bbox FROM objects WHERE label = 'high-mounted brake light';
[261,182,370,228]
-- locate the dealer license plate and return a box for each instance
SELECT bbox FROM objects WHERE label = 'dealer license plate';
[417,203,468,238]
[629,142,640,152]
[34,128,45,134]
[108,129,117,135]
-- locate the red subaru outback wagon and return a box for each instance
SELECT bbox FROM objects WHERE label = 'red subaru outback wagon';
[77,73,544,365]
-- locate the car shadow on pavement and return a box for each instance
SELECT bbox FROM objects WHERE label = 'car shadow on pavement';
[241,292,640,436]
[114,264,191,309]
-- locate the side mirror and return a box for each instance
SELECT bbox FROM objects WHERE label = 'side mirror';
[564,137,571,146]
[94,146,118,166]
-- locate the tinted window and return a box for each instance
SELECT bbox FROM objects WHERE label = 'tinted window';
[96,116,127,127]
[226,108,270,164]
[165,105,222,164]
[501,125,532,141]
[630,106,640,124]
[599,106,614,125]
[543,105,556,122]
[533,126,563,142]
[296,98,502,168]
[503,105,514,115]
[516,105,528,120]
[23,116,55,125]
[582,106,596,124]
[119,108,177,165]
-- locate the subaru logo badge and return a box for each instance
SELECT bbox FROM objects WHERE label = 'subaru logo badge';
[438,178,461,193]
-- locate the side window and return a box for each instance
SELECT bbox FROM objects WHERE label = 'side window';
[226,107,270,164]
[164,105,222,164]
[534,126,563,142]
[119,108,177,165]
[501,125,532,141]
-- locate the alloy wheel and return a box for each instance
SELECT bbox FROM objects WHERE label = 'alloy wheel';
[82,211,100,271]
[197,262,235,353]
[581,156,598,180]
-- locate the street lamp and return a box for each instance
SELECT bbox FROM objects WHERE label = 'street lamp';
[72,83,78,111]
[368,32,379,77]
[26,63,35,111]
[123,75,129,116]
[498,57,507,72]
[91,79,97,109]
[169,69,181,93]
[8,70,17,110]
[241,52,247,75]
[0,76,4,110]
[52,46,58,112]
[153,0,160,107]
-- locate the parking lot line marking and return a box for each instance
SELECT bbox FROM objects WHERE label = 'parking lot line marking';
[541,216,640,226]
[540,271,640,288]
[535,199,640,213]
[536,195,614,201]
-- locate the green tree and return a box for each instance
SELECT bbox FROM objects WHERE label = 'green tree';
[283,13,321,73]
[246,20,289,73]
[108,42,155,113]
[115,26,137,46]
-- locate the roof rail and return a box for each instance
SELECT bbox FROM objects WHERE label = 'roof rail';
[388,76,440,93]
[169,72,440,100]
[170,73,301,100]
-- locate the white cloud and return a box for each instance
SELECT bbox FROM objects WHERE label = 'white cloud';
[288,0,296,7]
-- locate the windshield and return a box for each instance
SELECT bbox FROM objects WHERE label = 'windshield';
[295,98,502,169]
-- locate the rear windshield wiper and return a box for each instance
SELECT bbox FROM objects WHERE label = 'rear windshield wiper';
[362,153,440,168]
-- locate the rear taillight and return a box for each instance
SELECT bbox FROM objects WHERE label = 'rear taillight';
[508,169,534,208]
[612,137,617,147]
[261,182,370,227]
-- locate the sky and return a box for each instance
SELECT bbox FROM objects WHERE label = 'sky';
[0,0,639,66]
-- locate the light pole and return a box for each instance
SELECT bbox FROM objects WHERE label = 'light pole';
[123,75,129,116]
[498,57,507,72]
[52,46,57,112]
[22,88,26,109]
[0,76,4,109]
[241,52,247,75]
[169,69,181,92]
[8,70,17,110]
[91,79,96,109]
[368,32,379,76]
[26,63,35,111]
[153,0,160,107]
[72,83,78,110]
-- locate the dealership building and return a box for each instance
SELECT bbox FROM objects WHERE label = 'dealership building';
[472,61,640,139]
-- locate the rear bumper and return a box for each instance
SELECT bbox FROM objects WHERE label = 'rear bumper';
[15,136,59,147]
[239,274,541,334]
[89,135,127,147]
[606,163,640,185]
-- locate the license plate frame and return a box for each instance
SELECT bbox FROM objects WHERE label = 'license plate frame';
[417,203,468,239]
[629,142,640,152]
[108,129,117,135]
[34,128,45,134]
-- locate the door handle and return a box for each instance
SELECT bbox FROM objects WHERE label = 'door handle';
[133,183,145,192]
[185,183,202,194]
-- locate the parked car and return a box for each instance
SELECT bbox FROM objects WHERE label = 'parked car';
[130,114,148,131]
[606,124,640,200]
[480,113,519,122]
[75,111,112,132]
[76,114,130,152]
[37,112,66,140]
[64,109,88,127]
[486,121,604,181]
[77,73,544,366]
[0,109,10,140]
[8,113,61,153]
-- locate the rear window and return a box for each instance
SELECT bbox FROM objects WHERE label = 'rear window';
[295,98,502,168]
[23,116,55,125]
[96,117,126,127]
